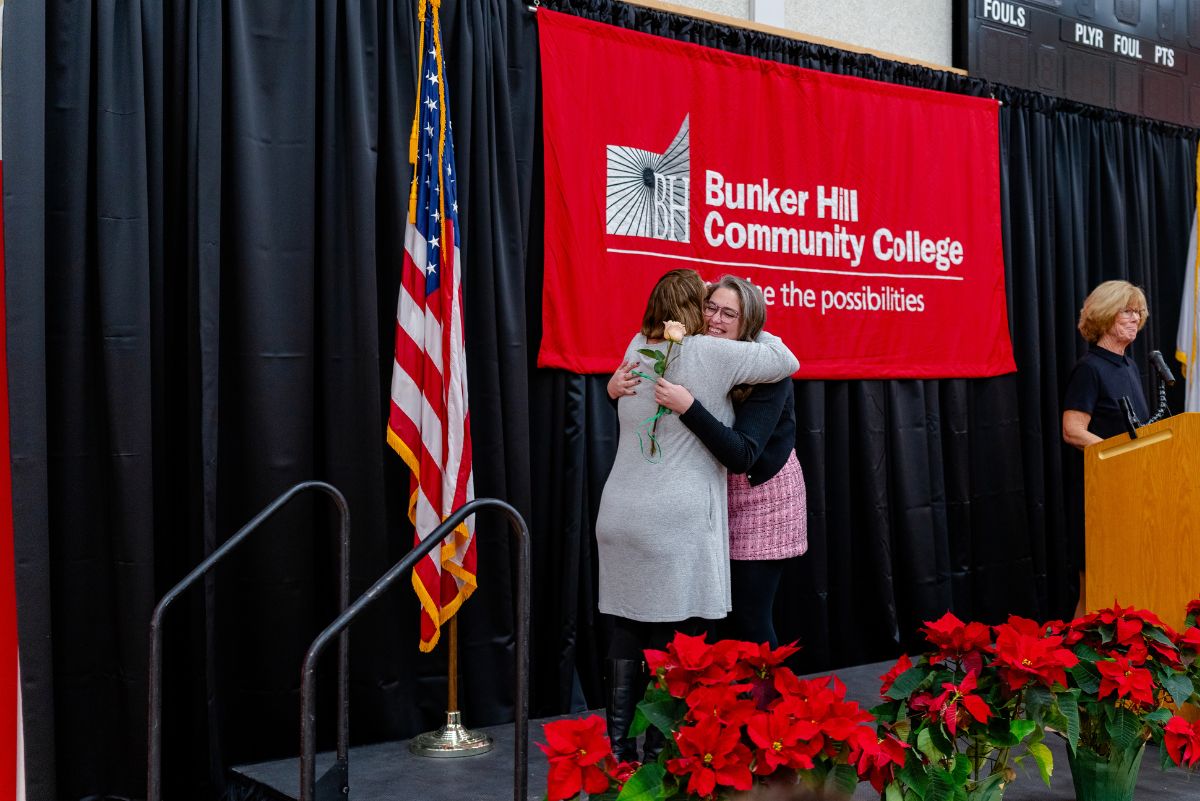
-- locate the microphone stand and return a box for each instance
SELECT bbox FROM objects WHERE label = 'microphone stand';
[1145,350,1174,424]
[1145,378,1172,424]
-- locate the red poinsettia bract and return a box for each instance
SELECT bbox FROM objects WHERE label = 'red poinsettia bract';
[667,718,754,797]
[537,715,616,801]
[1186,598,1200,628]
[878,653,912,698]
[991,615,1078,692]
[847,728,908,793]
[746,707,819,774]
[1164,715,1200,768]
[739,640,802,707]
[645,632,751,698]
[685,683,757,727]
[921,612,992,674]
[1177,625,1200,656]
[775,675,875,751]
[925,671,994,736]
[1095,654,1157,707]
[1073,602,1166,648]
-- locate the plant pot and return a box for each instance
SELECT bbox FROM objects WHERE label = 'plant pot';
[1066,742,1146,801]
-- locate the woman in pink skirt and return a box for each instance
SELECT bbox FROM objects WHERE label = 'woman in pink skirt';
[613,275,807,647]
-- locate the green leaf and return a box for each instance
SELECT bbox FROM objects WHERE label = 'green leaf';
[628,707,649,738]
[985,717,1018,747]
[615,763,665,801]
[653,361,666,376]
[1074,643,1105,663]
[1022,685,1054,721]
[635,348,662,360]
[1070,661,1102,695]
[899,762,931,799]
[1144,707,1174,725]
[885,783,905,801]
[1145,626,1176,648]
[887,665,931,701]
[926,766,957,801]
[894,715,913,742]
[1027,741,1054,786]
[950,754,971,785]
[966,772,1006,801]
[1162,673,1195,707]
[826,763,860,795]
[1105,707,1142,750]
[1055,689,1081,751]
[917,727,942,762]
[871,700,900,720]
[634,697,684,739]
[1162,739,1178,770]
[1009,719,1037,743]
[929,724,955,758]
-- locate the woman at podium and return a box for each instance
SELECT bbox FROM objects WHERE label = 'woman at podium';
[1061,279,1150,614]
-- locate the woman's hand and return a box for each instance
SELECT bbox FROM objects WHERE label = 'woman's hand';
[654,376,694,414]
[607,360,640,399]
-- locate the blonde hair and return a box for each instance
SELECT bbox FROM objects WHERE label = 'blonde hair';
[1077,280,1148,344]
[641,269,706,339]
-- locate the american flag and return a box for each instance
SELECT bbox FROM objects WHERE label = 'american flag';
[388,0,476,653]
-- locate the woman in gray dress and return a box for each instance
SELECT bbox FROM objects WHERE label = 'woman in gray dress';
[594,268,799,761]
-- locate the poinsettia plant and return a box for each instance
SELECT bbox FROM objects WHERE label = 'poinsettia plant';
[871,612,1078,801]
[1157,597,1200,771]
[538,633,901,801]
[1050,600,1199,770]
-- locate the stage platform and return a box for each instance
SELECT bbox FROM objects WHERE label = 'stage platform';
[230,660,1200,800]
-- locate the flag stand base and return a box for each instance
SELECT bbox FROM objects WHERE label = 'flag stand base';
[409,710,494,758]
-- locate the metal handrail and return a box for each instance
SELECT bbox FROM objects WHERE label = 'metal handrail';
[148,481,351,801]
[299,497,530,801]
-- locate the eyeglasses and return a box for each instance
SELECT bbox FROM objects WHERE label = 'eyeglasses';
[704,301,740,322]
[1118,307,1147,320]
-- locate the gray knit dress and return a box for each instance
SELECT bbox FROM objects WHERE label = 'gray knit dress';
[595,332,799,622]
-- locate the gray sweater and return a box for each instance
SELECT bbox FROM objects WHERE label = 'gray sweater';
[595,332,799,622]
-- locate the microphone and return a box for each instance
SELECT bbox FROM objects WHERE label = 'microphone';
[1149,350,1176,387]
[1119,396,1139,439]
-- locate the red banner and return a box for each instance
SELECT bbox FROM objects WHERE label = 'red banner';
[537,11,1015,379]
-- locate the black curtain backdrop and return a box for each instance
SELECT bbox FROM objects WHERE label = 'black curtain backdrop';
[4,1,1195,800]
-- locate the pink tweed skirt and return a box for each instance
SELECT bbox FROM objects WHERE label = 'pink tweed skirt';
[727,450,807,561]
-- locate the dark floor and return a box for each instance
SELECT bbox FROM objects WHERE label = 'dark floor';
[230,660,1200,800]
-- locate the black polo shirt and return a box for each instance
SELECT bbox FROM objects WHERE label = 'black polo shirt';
[1062,344,1149,439]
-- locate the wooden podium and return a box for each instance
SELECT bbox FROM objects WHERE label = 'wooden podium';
[1083,412,1200,627]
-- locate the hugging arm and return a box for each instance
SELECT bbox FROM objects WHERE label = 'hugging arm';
[703,332,799,389]
[679,384,784,473]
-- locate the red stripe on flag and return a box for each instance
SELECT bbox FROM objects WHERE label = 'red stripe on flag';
[390,0,476,653]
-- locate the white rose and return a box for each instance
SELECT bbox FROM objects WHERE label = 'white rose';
[663,320,686,343]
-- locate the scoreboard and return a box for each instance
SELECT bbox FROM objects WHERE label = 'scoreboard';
[957,0,1200,126]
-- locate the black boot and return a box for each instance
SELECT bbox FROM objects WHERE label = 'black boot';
[605,659,641,763]
[640,661,666,762]
[642,723,666,763]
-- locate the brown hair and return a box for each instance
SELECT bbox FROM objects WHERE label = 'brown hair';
[707,276,770,403]
[640,269,706,339]
[1077,280,1148,344]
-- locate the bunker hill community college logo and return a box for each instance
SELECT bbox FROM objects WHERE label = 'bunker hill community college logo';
[605,116,690,243]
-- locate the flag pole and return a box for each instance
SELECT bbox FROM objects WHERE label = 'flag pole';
[409,615,493,757]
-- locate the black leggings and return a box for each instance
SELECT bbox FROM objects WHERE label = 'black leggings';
[607,616,713,662]
[719,559,785,648]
